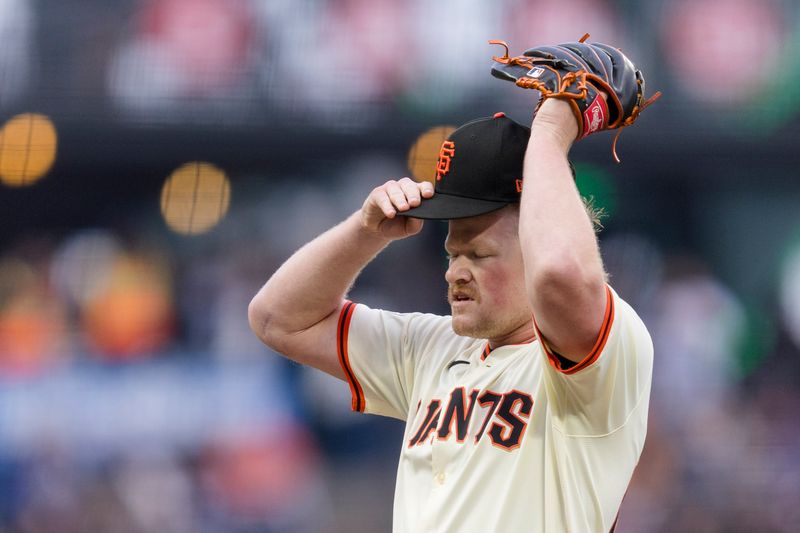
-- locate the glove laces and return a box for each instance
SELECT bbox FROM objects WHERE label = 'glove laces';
[611,89,661,163]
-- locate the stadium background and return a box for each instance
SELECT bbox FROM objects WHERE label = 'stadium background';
[0,0,799,531]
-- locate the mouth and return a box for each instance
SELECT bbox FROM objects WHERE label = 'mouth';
[448,289,476,306]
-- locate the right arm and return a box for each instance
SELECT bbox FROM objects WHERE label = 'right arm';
[248,178,433,379]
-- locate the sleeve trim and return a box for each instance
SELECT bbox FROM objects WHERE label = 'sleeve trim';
[537,285,615,375]
[337,300,365,412]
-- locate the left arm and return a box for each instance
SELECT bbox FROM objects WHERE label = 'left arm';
[519,99,607,362]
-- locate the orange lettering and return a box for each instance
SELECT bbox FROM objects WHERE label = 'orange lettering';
[436,141,456,181]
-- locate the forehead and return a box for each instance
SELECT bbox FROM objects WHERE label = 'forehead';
[445,208,518,249]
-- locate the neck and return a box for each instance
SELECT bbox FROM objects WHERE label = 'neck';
[488,319,536,350]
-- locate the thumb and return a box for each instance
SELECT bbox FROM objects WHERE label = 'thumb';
[404,216,424,236]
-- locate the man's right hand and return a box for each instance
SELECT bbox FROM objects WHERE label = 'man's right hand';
[360,177,434,240]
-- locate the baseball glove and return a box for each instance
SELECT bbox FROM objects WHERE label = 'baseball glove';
[490,34,660,162]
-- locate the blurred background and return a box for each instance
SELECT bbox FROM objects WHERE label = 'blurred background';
[0,0,798,531]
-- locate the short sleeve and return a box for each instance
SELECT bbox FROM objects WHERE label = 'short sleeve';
[538,286,654,436]
[336,301,453,421]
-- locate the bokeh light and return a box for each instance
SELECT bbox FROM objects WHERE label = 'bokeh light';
[407,125,456,184]
[81,253,174,359]
[0,113,57,187]
[0,257,66,375]
[160,161,231,235]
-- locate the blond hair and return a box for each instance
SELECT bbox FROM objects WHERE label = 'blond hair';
[505,198,606,233]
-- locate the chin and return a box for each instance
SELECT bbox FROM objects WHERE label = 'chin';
[451,308,525,340]
[450,315,470,336]
[451,315,487,339]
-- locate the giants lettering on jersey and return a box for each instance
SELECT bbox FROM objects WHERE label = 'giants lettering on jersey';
[408,387,533,451]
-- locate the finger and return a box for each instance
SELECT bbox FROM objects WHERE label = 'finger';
[419,180,435,198]
[373,189,397,219]
[384,180,410,211]
[398,177,422,207]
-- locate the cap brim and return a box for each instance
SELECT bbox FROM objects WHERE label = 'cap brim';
[401,193,512,220]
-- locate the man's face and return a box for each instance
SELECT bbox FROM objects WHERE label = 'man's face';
[444,206,531,340]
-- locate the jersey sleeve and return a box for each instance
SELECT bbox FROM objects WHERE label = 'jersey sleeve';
[336,301,452,421]
[537,286,654,437]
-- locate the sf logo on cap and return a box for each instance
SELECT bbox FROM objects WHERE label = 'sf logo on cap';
[436,141,455,181]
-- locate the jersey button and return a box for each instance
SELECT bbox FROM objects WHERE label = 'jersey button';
[435,472,446,485]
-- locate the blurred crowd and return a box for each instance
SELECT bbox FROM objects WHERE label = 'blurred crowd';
[1,0,799,532]
[2,0,798,131]
[1,161,799,532]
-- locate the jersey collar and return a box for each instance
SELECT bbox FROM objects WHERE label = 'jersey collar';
[481,336,537,362]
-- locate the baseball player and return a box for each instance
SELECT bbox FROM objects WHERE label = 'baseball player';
[249,38,657,532]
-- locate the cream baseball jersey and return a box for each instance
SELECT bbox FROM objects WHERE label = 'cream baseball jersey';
[336,286,653,533]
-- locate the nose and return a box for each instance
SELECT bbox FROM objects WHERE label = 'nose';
[445,257,472,285]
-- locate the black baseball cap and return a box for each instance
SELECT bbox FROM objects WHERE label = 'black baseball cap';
[403,112,530,220]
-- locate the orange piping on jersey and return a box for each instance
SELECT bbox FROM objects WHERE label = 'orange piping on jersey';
[536,285,615,375]
[481,344,491,361]
[337,300,365,412]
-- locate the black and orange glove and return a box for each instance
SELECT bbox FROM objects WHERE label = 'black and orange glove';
[490,34,660,162]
